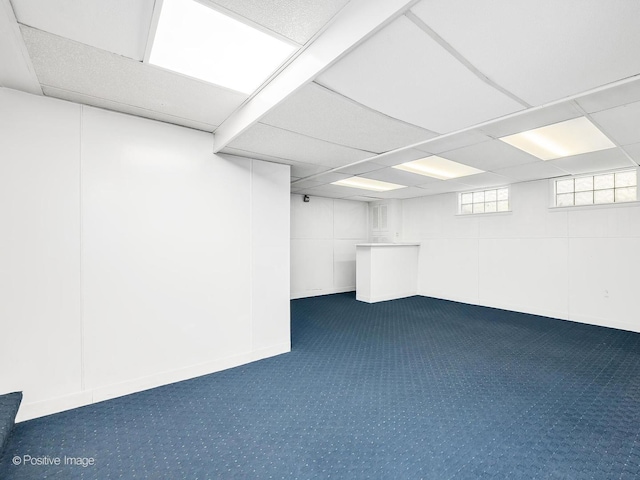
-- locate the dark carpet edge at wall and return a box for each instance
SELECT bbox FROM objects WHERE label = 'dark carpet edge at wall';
[0,392,22,458]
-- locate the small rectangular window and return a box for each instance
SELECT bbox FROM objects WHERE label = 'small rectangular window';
[458,187,510,215]
[553,169,638,207]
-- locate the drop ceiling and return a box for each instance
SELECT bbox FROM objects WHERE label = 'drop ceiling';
[1,0,639,202]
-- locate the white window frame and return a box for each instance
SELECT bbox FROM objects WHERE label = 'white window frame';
[457,186,511,216]
[549,167,639,210]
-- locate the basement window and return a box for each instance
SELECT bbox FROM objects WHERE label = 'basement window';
[458,187,510,215]
[553,169,638,207]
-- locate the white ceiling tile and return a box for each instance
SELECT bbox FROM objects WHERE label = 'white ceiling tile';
[301,183,366,199]
[479,102,583,138]
[493,161,570,182]
[361,168,440,187]
[43,86,218,132]
[576,78,640,114]
[591,100,640,146]
[22,26,247,127]
[291,172,351,190]
[371,186,432,200]
[333,161,388,176]
[317,16,523,133]
[550,148,636,175]
[415,130,492,154]
[369,149,432,168]
[342,195,380,202]
[219,148,330,178]
[261,82,437,153]
[443,139,539,171]
[454,172,513,189]
[13,0,155,60]
[415,180,478,195]
[204,0,349,44]
[412,0,640,105]
[228,123,373,168]
[622,143,640,165]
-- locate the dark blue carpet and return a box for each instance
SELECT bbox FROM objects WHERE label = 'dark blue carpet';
[0,392,22,459]
[2,293,640,479]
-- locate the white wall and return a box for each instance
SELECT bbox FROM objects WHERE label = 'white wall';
[290,194,368,298]
[0,88,290,421]
[402,179,640,333]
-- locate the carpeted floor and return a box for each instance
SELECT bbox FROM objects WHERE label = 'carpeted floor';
[2,293,640,479]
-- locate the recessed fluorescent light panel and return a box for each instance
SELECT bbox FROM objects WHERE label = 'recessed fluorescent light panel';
[331,177,406,192]
[149,0,298,94]
[499,117,616,160]
[392,156,484,180]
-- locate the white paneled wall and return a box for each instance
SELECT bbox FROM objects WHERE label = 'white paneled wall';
[402,179,640,333]
[291,195,368,298]
[0,88,290,421]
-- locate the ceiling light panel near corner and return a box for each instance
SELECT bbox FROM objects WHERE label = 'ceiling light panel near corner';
[393,156,484,180]
[499,117,616,160]
[148,0,298,94]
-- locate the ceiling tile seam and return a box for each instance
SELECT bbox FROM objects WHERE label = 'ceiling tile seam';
[291,74,640,187]
[41,84,219,131]
[254,121,380,155]
[213,0,423,151]
[571,100,640,167]
[142,0,163,63]
[310,81,440,137]
[1,0,42,95]
[404,10,530,109]
[194,0,305,46]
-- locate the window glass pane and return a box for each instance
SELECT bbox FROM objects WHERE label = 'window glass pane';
[461,204,473,214]
[485,201,497,213]
[615,171,637,187]
[574,176,593,192]
[594,174,614,190]
[594,189,614,204]
[461,193,473,204]
[575,191,593,205]
[473,191,485,203]
[556,179,574,194]
[497,200,509,212]
[556,193,574,206]
[497,188,509,201]
[485,190,497,202]
[615,186,637,203]
[473,203,485,213]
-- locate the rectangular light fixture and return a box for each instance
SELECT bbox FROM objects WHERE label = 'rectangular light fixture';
[392,155,484,180]
[331,177,406,192]
[149,0,298,94]
[499,117,616,160]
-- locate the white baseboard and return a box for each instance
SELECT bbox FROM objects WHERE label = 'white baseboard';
[16,343,290,423]
[568,313,640,334]
[419,292,640,334]
[290,286,354,300]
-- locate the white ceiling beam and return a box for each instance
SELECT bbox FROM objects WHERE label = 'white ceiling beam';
[212,0,418,153]
[0,0,41,95]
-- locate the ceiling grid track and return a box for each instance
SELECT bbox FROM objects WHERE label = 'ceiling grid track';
[291,74,640,187]
[404,10,530,109]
